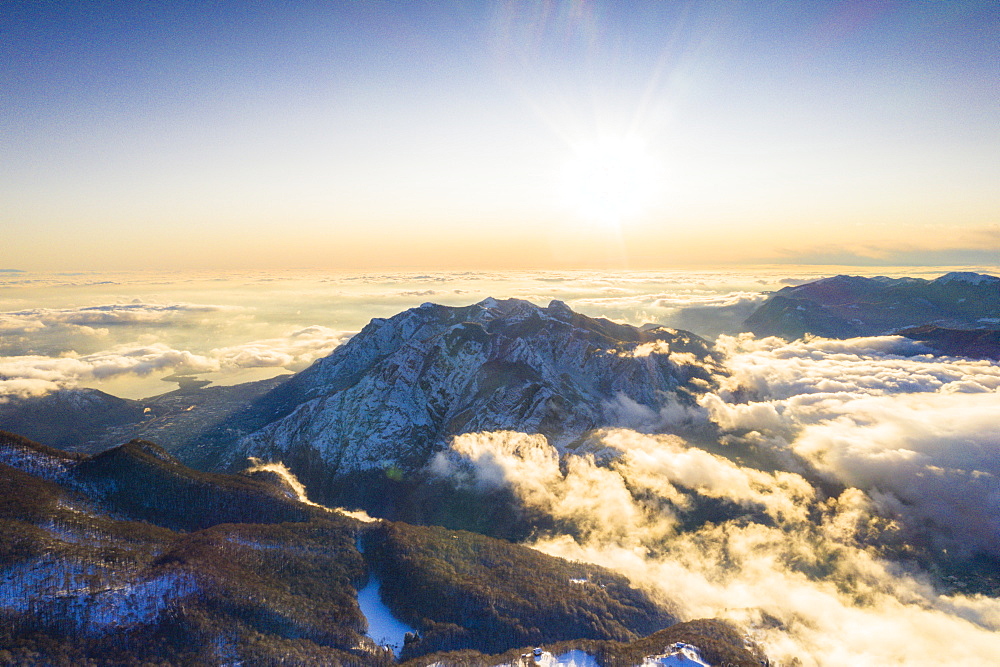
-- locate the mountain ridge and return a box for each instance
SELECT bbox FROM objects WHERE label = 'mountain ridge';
[744,271,1000,340]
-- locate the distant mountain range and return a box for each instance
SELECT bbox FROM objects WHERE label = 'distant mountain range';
[0,375,288,454]
[743,271,1000,341]
[0,430,762,666]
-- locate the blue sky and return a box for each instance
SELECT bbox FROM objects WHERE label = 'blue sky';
[2,1,998,270]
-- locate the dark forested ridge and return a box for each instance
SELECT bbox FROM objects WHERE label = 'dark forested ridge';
[364,521,675,660]
[0,431,762,665]
[899,324,1000,360]
[0,375,290,456]
[0,431,376,666]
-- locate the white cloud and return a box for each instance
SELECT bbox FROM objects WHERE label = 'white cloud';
[0,326,351,400]
[700,333,1000,557]
[0,344,217,400]
[0,302,253,358]
[0,303,244,330]
[601,392,708,432]
[431,429,1000,665]
[211,326,351,372]
[712,333,1000,399]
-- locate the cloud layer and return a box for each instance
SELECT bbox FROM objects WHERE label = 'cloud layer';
[432,428,1000,665]
[0,326,350,400]
[703,334,1000,558]
[430,332,1000,665]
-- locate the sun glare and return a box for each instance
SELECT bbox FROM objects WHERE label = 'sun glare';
[560,138,662,226]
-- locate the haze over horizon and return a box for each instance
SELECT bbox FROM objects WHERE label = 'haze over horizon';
[3,0,998,271]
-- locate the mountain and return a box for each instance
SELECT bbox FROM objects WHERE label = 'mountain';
[365,521,673,659]
[0,432,764,666]
[0,431,373,665]
[899,325,1000,360]
[187,298,722,477]
[0,375,289,455]
[744,272,1000,339]
[0,388,146,452]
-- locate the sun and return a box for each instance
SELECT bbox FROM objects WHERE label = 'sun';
[560,137,662,226]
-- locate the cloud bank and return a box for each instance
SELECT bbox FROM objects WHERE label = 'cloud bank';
[432,428,1000,665]
[0,326,351,400]
[429,332,1000,665]
[703,334,1000,558]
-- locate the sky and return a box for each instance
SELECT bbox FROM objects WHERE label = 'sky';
[2,0,998,271]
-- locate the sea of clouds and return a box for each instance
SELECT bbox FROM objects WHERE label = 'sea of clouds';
[429,331,1000,665]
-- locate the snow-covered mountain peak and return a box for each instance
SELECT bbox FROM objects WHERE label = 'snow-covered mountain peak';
[226,300,723,475]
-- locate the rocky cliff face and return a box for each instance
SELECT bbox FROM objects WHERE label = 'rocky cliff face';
[224,298,724,475]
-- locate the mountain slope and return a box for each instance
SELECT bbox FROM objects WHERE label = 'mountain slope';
[199,298,722,480]
[70,438,315,530]
[0,431,374,665]
[0,375,290,455]
[366,521,675,659]
[1,432,738,665]
[744,272,1000,339]
[900,324,1000,360]
[0,388,146,452]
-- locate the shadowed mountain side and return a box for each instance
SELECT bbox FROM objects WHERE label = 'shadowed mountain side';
[0,430,318,531]
[0,433,724,665]
[363,521,677,660]
[69,439,317,530]
[0,375,289,455]
[0,389,146,453]
[0,432,377,665]
[744,272,1000,339]
[900,325,1000,360]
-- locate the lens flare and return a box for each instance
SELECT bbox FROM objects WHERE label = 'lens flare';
[560,137,663,226]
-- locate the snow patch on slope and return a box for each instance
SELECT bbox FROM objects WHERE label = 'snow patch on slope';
[531,649,600,666]
[0,442,72,481]
[642,643,710,666]
[0,556,197,631]
[515,644,708,667]
[357,576,417,657]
